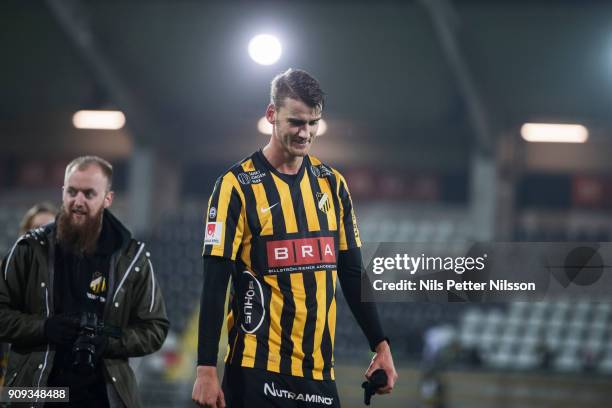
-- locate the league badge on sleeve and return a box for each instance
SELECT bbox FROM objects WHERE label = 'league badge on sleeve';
[204,221,223,245]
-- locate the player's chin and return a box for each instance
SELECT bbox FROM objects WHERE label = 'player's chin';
[289,146,310,157]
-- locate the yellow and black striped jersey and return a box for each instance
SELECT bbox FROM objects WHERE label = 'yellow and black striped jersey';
[202,150,361,381]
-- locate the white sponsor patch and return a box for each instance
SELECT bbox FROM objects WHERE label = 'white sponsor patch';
[240,270,266,334]
[263,382,333,405]
[204,221,223,245]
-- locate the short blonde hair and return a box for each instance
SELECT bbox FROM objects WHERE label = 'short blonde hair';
[65,155,113,191]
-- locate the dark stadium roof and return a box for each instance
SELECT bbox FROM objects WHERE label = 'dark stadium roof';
[3,0,612,168]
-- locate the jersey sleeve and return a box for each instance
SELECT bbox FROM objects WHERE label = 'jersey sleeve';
[202,173,245,260]
[336,173,362,251]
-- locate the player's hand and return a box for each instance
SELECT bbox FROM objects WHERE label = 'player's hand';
[365,340,398,394]
[192,366,226,407]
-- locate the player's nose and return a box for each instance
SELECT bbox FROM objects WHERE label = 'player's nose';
[298,125,310,138]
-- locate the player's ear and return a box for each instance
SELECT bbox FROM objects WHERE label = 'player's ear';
[265,103,276,124]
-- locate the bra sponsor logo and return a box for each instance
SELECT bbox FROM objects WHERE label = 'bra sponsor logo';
[266,237,336,270]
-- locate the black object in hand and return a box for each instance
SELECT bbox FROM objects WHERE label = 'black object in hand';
[361,369,388,406]
[44,315,79,346]
[73,312,106,372]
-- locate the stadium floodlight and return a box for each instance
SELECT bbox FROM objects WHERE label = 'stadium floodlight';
[257,117,327,136]
[248,34,282,65]
[521,123,588,143]
[72,110,126,130]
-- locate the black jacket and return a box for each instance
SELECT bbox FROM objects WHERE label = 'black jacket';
[0,210,169,407]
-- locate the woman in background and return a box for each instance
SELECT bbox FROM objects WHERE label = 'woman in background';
[19,202,57,234]
[0,201,57,386]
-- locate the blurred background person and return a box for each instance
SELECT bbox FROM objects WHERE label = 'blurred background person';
[19,202,57,234]
[0,202,56,386]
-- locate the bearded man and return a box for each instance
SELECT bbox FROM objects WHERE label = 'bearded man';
[0,156,169,408]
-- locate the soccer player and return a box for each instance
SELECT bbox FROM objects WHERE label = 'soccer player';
[192,69,397,407]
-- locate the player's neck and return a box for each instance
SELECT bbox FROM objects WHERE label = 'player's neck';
[262,143,304,175]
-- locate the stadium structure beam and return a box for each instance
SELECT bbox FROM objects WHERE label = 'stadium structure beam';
[45,0,159,146]
[45,0,160,234]
[419,0,498,241]
[418,0,494,155]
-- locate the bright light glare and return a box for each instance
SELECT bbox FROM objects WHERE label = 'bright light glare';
[258,117,273,134]
[257,117,328,136]
[317,119,327,136]
[521,123,588,143]
[73,110,126,130]
[248,34,282,65]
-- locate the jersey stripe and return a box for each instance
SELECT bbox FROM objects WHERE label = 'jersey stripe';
[272,174,298,234]
[289,273,307,377]
[238,160,270,237]
[241,333,257,368]
[328,270,337,380]
[299,172,321,232]
[264,274,283,373]
[253,183,273,236]
[320,269,335,379]
[227,296,240,364]
[260,172,286,237]
[254,277,273,369]
[292,174,309,233]
[224,187,243,258]
[312,270,327,380]
[277,273,296,374]
[300,271,317,379]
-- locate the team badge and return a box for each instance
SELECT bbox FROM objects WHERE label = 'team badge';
[316,192,330,213]
[89,272,106,294]
[209,206,217,219]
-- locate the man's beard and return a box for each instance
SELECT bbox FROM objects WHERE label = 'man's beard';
[57,205,104,255]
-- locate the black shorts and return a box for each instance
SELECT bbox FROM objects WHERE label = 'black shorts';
[222,364,341,408]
